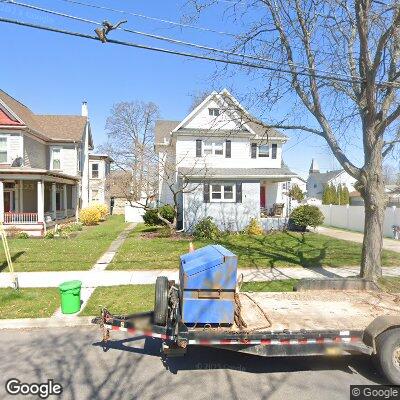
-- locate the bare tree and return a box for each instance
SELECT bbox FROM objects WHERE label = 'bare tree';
[187,0,400,280]
[100,101,160,202]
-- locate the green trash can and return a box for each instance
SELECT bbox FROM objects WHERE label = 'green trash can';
[59,280,82,314]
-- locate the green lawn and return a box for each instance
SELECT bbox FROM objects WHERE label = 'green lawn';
[379,277,400,293]
[0,215,126,272]
[81,284,155,316]
[107,224,400,270]
[81,280,298,316]
[0,288,59,319]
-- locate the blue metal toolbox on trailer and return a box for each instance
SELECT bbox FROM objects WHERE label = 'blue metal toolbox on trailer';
[179,245,237,325]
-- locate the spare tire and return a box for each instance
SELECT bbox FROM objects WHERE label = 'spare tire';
[154,276,169,326]
[376,327,400,384]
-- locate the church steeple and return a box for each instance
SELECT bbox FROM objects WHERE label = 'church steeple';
[309,158,320,173]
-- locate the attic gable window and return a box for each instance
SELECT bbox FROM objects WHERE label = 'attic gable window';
[208,108,220,116]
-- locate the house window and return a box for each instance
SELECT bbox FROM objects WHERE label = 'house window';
[0,137,7,163]
[203,141,213,156]
[77,147,82,172]
[211,183,235,202]
[214,142,224,155]
[203,141,224,156]
[91,163,99,178]
[258,144,270,157]
[91,189,99,201]
[208,108,220,116]
[52,148,61,170]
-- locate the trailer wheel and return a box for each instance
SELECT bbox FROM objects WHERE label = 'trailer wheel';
[154,276,169,326]
[376,328,400,384]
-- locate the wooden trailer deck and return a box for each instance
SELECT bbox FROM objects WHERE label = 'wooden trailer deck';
[234,290,400,332]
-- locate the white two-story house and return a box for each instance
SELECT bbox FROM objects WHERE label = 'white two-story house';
[88,154,113,204]
[0,89,98,236]
[155,89,297,231]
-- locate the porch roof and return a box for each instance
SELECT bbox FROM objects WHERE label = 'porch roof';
[0,168,79,183]
[178,166,297,180]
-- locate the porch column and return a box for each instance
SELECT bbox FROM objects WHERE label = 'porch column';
[37,180,44,223]
[0,181,4,223]
[51,183,57,220]
[74,183,80,222]
[63,184,68,218]
[19,180,23,212]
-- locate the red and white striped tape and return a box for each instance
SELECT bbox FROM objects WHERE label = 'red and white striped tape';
[104,324,172,340]
[104,324,361,346]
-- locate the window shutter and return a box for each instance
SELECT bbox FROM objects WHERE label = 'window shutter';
[203,182,210,203]
[272,143,277,159]
[236,182,242,203]
[251,143,257,158]
[225,140,231,158]
[196,140,202,157]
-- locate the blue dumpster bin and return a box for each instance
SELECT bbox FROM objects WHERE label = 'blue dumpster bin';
[179,245,237,325]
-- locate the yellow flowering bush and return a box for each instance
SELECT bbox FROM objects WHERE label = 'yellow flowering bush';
[79,206,101,226]
[89,202,109,220]
[245,218,264,236]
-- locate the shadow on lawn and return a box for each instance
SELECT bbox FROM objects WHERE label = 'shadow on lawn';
[0,251,25,272]
[215,232,343,278]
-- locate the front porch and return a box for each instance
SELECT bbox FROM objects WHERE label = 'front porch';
[259,179,290,218]
[0,176,79,236]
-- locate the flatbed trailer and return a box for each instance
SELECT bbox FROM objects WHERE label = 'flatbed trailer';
[93,277,400,384]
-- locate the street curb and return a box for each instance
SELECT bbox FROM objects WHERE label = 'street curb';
[0,316,96,330]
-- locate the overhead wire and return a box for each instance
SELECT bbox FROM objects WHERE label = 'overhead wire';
[58,0,238,37]
[3,0,391,86]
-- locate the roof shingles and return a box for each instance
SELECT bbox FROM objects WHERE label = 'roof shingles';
[0,90,87,142]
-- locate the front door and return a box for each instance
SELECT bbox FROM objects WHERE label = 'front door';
[4,191,12,212]
[260,186,266,208]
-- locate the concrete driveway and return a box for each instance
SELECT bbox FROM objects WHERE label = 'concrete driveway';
[0,327,386,400]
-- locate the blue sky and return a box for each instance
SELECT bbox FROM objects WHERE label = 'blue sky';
[0,0,365,178]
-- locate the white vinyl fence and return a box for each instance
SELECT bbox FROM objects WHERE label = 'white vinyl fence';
[319,204,400,238]
[124,203,145,223]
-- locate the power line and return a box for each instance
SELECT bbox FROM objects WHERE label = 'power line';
[3,0,380,85]
[58,0,238,38]
[1,16,399,89]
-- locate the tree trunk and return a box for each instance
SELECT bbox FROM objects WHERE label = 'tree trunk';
[359,151,385,281]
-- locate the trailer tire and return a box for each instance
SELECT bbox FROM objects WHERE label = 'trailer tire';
[376,328,400,384]
[154,276,169,326]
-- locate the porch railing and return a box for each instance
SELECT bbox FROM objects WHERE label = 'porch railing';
[56,210,65,220]
[44,210,76,222]
[4,212,38,224]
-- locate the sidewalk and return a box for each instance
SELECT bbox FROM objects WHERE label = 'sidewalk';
[2,266,400,288]
[316,226,400,253]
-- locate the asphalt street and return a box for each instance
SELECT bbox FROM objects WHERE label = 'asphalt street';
[0,327,387,400]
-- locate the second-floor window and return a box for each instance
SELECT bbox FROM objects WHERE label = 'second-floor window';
[91,163,99,178]
[52,148,61,170]
[258,144,270,157]
[251,143,271,158]
[203,141,224,156]
[77,147,82,172]
[0,137,7,163]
